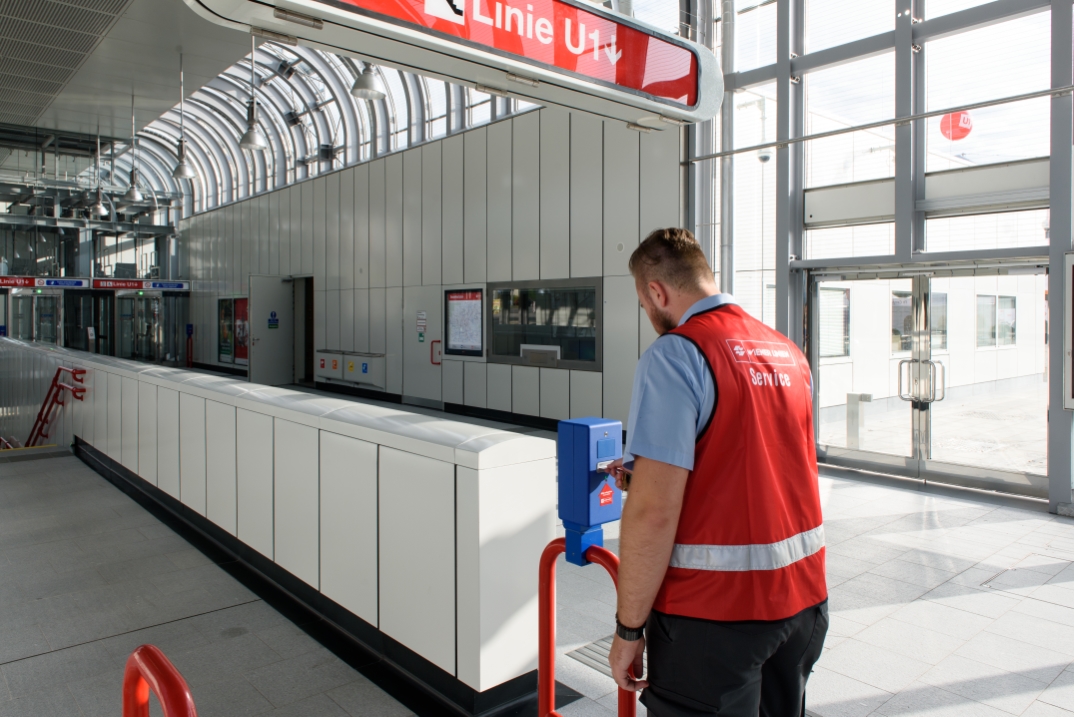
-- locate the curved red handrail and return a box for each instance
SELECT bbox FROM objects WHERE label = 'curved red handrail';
[539,538,636,717]
[122,645,198,717]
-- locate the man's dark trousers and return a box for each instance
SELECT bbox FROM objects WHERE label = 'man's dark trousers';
[640,600,828,716]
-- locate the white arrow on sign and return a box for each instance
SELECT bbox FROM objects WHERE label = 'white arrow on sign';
[605,35,622,65]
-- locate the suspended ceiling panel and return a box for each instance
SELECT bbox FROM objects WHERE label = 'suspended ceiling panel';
[0,0,251,140]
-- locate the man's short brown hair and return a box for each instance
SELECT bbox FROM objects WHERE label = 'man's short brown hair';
[628,227,712,291]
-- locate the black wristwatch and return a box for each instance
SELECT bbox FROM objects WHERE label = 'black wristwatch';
[615,614,645,641]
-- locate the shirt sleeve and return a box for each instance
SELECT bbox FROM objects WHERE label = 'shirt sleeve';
[624,335,711,471]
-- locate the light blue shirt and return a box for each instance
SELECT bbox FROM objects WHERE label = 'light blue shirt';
[624,294,737,471]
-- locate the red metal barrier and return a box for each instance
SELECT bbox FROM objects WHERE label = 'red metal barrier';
[122,645,198,717]
[539,538,637,717]
[26,367,86,447]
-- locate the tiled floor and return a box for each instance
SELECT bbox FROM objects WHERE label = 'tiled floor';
[0,454,413,717]
[552,472,1074,717]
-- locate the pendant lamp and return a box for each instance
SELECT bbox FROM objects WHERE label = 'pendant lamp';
[123,94,142,204]
[350,64,386,101]
[173,53,196,179]
[239,36,267,152]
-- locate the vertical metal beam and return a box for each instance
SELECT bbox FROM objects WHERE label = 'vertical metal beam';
[894,0,914,263]
[1049,0,1073,512]
[719,0,735,295]
[775,0,804,341]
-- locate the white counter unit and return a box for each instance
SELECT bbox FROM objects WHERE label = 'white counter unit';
[0,338,557,706]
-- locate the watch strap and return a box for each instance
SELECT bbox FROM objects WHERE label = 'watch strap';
[615,614,645,641]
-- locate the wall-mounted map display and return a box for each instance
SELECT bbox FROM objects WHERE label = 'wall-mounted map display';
[445,289,483,356]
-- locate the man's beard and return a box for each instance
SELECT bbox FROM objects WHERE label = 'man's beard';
[653,306,677,335]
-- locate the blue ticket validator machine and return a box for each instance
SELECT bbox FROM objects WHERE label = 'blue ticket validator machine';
[558,417,624,566]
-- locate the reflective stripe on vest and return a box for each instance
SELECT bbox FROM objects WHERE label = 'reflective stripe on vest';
[669,524,825,572]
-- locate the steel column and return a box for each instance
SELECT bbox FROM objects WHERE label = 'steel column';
[775,0,804,341]
[719,0,735,295]
[1048,0,1074,511]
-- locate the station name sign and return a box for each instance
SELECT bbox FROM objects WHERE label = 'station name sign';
[326,0,700,107]
[0,277,90,288]
[0,277,190,291]
[92,280,191,291]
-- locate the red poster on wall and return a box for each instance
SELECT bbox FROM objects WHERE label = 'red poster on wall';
[234,298,249,366]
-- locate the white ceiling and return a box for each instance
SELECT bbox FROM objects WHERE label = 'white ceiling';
[3,0,252,140]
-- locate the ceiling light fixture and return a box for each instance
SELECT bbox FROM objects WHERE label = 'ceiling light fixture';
[350,64,386,101]
[173,53,196,180]
[93,130,108,217]
[123,93,142,204]
[239,35,268,151]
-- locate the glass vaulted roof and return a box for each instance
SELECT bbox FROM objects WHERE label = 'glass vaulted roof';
[103,42,537,217]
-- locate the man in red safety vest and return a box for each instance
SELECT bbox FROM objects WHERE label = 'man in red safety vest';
[604,228,828,717]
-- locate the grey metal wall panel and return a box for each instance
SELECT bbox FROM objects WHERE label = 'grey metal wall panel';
[157,387,180,499]
[314,176,328,285]
[301,180,313,275]
[277,184,289,274]
[138,382,157,486]
[241,201,253,294]
[369,160,386,289]
[107,370,121,460]
[355,164,370,290]
[464,128,487,283]
[315,290,327,352]
[463,361,486,407]
[341,288,355,353]
[326,289,341,351]
[237,408,273,559]
[571,113,603,278]
[273,418,319,589]
[486,363,511,412]
[540,107,570,280]
[513,112,540,281]
[570,370,602,419]
[179,392,206,516]
[290,185,302,276]
[603,122,640,277]
[422,143,443,287]
[512,365,540,417]
[268,194,281,276]
[386,154,404,288]
[639,128,680,238]
[386,286,403,394]
[442,135,464,285]
[603,276,639,427]
[487,121,512,282]
[539,367,569,420]
[442,359,463,404]
[327,171,342,291]
[205,400,237,536]
[340,167,355,291]
[121,376,138,472]
[403,149,423,287]
[355,288,370,353]
[369,287,386,354]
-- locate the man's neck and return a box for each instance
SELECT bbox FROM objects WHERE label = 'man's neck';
[669,287,720,326]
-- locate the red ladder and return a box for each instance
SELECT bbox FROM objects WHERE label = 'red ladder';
[26,367,86,447]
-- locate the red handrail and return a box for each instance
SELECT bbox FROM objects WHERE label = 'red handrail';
[122,645,198,717]
[539,538,636,717]
[26,367,85,447]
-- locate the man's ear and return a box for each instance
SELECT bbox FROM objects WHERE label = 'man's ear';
[648,280,668,308]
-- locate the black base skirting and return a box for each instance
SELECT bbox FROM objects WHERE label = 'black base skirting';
[192,361,248,378]
[73,437,582,717]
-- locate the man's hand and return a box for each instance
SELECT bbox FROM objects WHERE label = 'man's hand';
[602,458,633,491]
[608,633,648,692]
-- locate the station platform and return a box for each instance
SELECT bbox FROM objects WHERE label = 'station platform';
[2,400,1074,716]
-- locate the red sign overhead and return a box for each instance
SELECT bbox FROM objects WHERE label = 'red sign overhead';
[0,277,36,287]
[93,280,144,289]
[327,0,699,107]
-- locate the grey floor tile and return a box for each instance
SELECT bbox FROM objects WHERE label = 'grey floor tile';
[0,685,81,717]
[327,675,417,716]
[817,639,932,694]
[2,641,121,699]
[1039,670,1074,713]
[259,692,350,717]
[245,647,359,707]
[805,666,893,717]
[178,676,275,717]
[163,632,285,688]
[874,680,1010,716]
[954,631,1071,684]
[919,654,1047,715]
[0,623,49,664]
[1022,701,1074,716]
[185,600,290,645]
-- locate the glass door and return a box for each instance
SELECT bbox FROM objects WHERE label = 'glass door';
[117,297,135,359]
[11,295,32,340]
[813,277,916,474]
[812,270,1048,497]
[926,273,1048,487]
[34,296,59,344]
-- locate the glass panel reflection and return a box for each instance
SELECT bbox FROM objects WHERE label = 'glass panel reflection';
[490,286,597,363]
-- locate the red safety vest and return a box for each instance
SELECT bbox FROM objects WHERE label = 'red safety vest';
[652,304,827,622]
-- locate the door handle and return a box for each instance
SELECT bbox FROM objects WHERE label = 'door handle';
[430,339,441,365]
[897,359,914,401]
[923,359,945,402]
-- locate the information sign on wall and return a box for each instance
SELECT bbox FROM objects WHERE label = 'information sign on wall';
[234,298,250,366]
[445,289,483,356]
[218,299,234,364]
